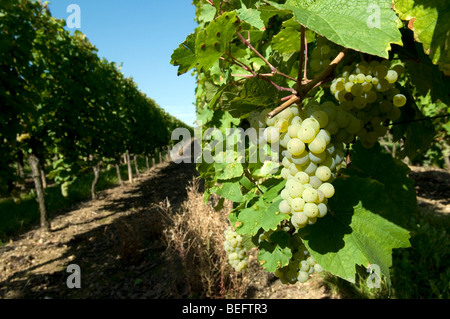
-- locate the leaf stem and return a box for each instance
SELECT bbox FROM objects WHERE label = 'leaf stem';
[296,25,307,92]
[268,48,350,118]
[237,31,296,81]
[243,168,264,194]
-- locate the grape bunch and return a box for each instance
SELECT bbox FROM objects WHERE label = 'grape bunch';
[330,60,406,148]
[262,103,348,229]
[61,181,70,198]
[224,226,249,272]
[274,243,323,284]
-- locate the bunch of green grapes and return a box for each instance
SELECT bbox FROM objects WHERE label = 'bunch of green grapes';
[330,60,406,148]
[224,227,249,272]
[274,244,323,284]
[308,35,341,77]
[61,181,70,198]
[263,102,352,229]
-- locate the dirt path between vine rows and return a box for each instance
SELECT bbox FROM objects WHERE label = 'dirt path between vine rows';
[0,149,448,299]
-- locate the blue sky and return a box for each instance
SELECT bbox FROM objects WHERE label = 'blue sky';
[47,0,198,126]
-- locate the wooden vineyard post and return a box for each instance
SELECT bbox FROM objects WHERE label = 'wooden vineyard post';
[28,154,50,232]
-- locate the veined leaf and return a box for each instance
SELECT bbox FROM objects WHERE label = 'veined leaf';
[394,0,450,75]
[235,197,287,236]
[300,177,411,285]
[267,0,403,58]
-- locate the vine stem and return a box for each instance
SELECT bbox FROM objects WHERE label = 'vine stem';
[268,48,350,119]
[243,168,263,194]
[296,25,308,92]
[389,113,450,126]
[236,31,296,82]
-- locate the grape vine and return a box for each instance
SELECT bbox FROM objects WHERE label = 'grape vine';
[171,0,448,287]
[0,0,192,231]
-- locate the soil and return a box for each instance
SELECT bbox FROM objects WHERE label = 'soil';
[0,151,448,299]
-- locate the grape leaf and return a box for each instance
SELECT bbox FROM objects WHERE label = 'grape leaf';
[196,107,214,125]
[300,176,411,285]
[272,27,301,54]
[393,0,450,75]
[171,32,197,76]
[267,0,403,58]
[344,141,417,227]
[214,161,244,180]
[212,181,245,202]
[237,7,265,30]
[258,231,292,272]
[195,11,240,71]
[235,197,287,236]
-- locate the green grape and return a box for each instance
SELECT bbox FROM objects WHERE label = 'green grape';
[302,118,320,134]
[310,59,322,72]
[279,132,291,148]
[288,123,302,138]
[392,64,405,75]
[279,200,292,214]
[315,166,332,182]
[317,203,328,218]
[278,108,294,120]
[291,211,308,228]
[282,156,292,168]
[300,260,310,272]
[385,70,398,84]
[264,127,280,143]
[315,188,325,202]
[302,187,319,203]
[375,79,389,92]
[301,161,316,176]
[291,197,306,212]
[298,125,316,143]
[61,181,70,198]
[281,167,290,179]
[275,118,289,133]
[346,116,363,134]
[287,138,306,156]
[286,179,304,198]
[309,176,323,189]
[353,95,367,109]
[281,189,292,203]
[375,64,388,78]
[314,264,324,273]
[291,150,310,165]
[388,106,401,121]
[321,44,331,55]
[309,136,327,154]
[309,150,327,163]
[304,203,319,218]
[379,100,393,113]
[311,110,329,128]
[318,182,335,198]
[344,81,354,92]
[294,171,310,184]
[307,256,316,267]
[311,47,322,59]
[335,110,351,128]
[393,94,406,107]
[356,73,366,84]
[351,83,363,96]
[366,90,378,103]
[316,129,331,144]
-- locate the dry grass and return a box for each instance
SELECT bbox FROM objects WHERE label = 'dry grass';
[159,178,253,298]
